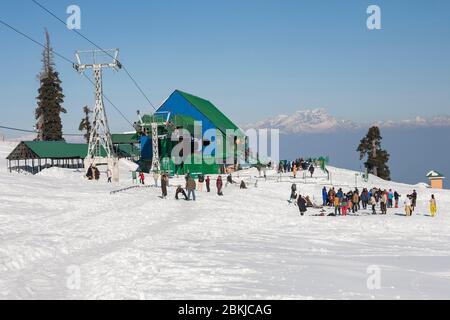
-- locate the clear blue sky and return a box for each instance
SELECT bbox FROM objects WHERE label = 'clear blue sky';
[1,0,450,135]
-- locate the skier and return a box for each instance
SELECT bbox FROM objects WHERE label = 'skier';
[322,187,328,206]
[186,176,197,201]
[206,176,211,193]
[240,180,247,189]
[297,194,307,216]
[161,173,169,199]
[216,176,224,196]
[293,164,298,179]
[430,195,437,217]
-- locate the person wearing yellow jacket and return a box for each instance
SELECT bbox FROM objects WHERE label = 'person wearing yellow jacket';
[430,195,437,217]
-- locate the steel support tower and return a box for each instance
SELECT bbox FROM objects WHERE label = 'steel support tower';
[74,49,122,182]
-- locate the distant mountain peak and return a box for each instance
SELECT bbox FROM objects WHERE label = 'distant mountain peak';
[243,109,450,134]
[243,108,358,134]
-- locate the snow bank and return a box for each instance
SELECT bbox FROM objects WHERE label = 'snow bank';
[1,141,450,300]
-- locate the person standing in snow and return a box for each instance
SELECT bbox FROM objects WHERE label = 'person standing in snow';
[334,196,341,215]
[322,187,328,206]
[341,197,348,216]
[370,194,377,215]
[106,168,112,183]
[388,189,394,208]
[380,190,388,215]
[297,194,307,216]
[309,164,315,178]
[206,176,211,193]
[290,184,298,204]
[216,176,224,196]
[139,171,145,185]
[153,171,160,187]
[430,195,437,217]
[352,192,360,213]
[361,188,369,210]
[293,164,298,179]
[86,165,94,180]
[394,191,401,208]
[186,176,197,201]
[161,173,169,199]
[94,167,100,181]
[411,190,418,213]
[198,174,205,192]
[404,195,413,216]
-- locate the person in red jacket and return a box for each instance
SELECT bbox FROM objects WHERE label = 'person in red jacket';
[216,176,224,196]
[139,171,145,185]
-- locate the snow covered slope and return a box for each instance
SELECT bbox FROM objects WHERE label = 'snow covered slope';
[1,141,450,300]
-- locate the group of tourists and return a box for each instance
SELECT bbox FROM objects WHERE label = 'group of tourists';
[279,158,317,178]
[322,187,403,216]
[290,185,438,217]
[86,165,101,181]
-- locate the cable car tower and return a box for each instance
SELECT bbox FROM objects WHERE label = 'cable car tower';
[74,49,122,182]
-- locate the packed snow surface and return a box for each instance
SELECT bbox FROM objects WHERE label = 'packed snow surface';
[1,141,450,300]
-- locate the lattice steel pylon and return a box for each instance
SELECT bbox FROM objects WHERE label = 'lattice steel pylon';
[74,49,122,182]
[151,122,160,173]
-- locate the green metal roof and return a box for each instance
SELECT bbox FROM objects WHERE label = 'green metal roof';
[112,133,139,145]
[426,170,445,178]
[24,141,90,159]
[7,141,106,160]
[176,90,244,137]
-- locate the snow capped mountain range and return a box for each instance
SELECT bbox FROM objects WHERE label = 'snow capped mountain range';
[242,109,450,134]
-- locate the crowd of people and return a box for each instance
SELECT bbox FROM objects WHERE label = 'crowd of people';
[154,172,246,201]
[290,184,438,217]
[278,158,319,178]
[87,163,438,217]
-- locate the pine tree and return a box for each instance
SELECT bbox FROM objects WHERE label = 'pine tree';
[79,106,92,143]
[357,126,391,180]
[35,29,66,141]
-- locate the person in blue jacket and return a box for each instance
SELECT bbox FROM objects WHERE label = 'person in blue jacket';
[336,188,344,200]
[322,187,328,206]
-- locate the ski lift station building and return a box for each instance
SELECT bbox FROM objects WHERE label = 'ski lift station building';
[137,90,248,175]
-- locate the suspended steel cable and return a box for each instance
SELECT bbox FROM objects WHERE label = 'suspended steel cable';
[31,0,158,111]
[0,17,134,128]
